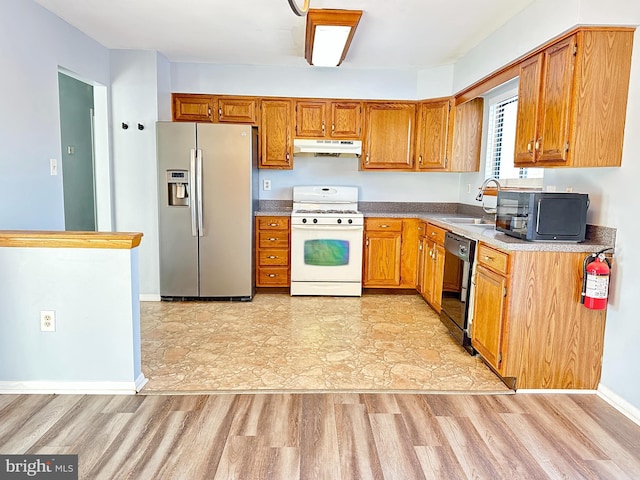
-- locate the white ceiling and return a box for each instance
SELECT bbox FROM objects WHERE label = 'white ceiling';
[34,0,536,69]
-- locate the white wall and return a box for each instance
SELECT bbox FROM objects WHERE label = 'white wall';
[0,246,142,392]
[453,0,640,410]
[110,50,169,296]
[0,0,110,230]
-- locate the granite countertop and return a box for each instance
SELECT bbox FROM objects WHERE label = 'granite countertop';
[256,201,614,253]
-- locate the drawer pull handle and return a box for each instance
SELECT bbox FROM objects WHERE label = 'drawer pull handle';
[379,224,390,228]
[484,255,494,261]
[267,273,278,278]
[431,232,437,236]
[268,237,278,241]
[266,255,278,259]
[268,223,279,227]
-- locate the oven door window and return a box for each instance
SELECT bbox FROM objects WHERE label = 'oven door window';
[304,239,349,266]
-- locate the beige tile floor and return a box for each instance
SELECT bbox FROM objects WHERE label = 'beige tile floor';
[140,293,510,393]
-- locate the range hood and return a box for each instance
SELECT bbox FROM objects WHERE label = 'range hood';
[293,139,362,157]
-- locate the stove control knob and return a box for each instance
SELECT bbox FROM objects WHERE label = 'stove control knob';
[313,218,318,224]
[348,219,353,224]
[337,219,342,224]
[302,218,307,223]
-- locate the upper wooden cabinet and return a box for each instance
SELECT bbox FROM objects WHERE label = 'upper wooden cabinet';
[330,101,362,138]
[172,93,214,123]
[295,100,362,138]
[450,97,483,172]
[514,29,634,168]
[362,102,416,171]
[259,99,293,169]
[216,96,258,124]
[415,98,453,171]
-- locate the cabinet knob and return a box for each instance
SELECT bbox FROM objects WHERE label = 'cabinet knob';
[484,255,494,261]
[535,137,542,151]
[527,141,534,153]
[286,153,290,162]
[418,155,423,165]
[332,123,335,133]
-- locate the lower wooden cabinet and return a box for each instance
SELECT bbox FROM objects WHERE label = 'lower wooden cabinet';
[363,218,417,288]
[417,223,447,312]
[471,242,608,389]
[255,216,290,287]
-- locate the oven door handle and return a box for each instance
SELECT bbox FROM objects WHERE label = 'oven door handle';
[291,225,363,232]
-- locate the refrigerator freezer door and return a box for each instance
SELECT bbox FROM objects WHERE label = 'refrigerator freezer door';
[197,123,256,298]
[157,122,200,297]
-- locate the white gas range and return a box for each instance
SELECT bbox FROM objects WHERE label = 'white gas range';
[290,186,364,296]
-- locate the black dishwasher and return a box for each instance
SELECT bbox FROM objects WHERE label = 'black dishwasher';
[439,232,476,354]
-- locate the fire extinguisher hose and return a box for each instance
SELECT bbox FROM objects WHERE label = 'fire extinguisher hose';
[581,247,613,304]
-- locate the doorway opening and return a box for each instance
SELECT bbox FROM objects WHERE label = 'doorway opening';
[58,71,96,231]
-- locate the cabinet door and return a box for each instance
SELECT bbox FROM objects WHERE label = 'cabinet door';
[514,54,543,165]
[472,265,508,371]
[362,103,416,170]
[172,94,214,122]
[217,96,258,124]
[450,98,483,172]
[415,99,451,171]
[416,235,426,294]
[430,243,445,312]
[295,100,327,137]
[331,102,362,138]
[363,231,402,287]
[535,36,576,164]
[260,99,293,169]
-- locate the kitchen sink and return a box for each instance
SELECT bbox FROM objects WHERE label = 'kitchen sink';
[441,217,495,225]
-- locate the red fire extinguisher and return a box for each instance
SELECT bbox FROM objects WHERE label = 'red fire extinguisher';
[581,249,612,310]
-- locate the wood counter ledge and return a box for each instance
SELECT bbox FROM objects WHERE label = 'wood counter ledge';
[0,231,143,249]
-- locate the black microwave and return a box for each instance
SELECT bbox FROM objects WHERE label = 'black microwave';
[496,191,589,242]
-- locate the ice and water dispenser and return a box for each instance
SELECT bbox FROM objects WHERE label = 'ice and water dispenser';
[166,170,189,206]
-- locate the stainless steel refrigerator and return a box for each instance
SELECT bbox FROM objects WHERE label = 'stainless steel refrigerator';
[156,122,259,300]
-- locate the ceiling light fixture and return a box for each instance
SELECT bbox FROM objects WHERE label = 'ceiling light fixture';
[305,9,363,67]
[288,0,310,16]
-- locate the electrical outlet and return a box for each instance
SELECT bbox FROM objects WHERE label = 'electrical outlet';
[41,310,55,332]
[565,186,573,192]
[263,179,271,191]
[50,158,57,176]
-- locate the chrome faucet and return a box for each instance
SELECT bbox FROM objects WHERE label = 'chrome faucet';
[476,177,502,214]
[476,177,502,202]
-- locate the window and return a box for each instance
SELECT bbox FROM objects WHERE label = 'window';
[484,84,543,186]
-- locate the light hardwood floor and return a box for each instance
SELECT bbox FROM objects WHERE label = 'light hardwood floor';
[1,392,639,479]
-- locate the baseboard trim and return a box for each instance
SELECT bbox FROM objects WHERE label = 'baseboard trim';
[140,294,161,302]
[516,389,598,394]
[135,373,148,392]
[598,384,640,426]
[0,380,142,395]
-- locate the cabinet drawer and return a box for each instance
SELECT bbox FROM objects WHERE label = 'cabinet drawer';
[259,232,289,249]
[257,216,290,230]
[365,218,403,232]
[259,249,289,266]
[426,224,446,245]
[477,243,509,275]
[257,267,290,286]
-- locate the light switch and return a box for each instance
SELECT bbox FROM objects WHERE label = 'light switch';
[50,158,58,176]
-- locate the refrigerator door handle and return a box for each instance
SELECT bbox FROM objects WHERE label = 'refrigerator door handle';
[197,149,204,237]
[190,149,198,237]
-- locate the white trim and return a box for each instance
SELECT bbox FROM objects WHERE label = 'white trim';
[598,384,640,426]
[516,389,598,395]
[140,294,161,302]
[135,373,148,392]
[0,380,143,395]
